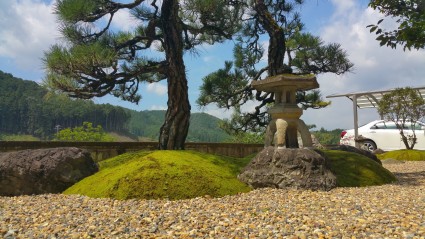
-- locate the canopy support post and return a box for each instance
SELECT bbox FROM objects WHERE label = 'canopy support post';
[352,94,360,148]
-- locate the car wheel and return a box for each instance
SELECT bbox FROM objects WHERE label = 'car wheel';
[362,140,377,152]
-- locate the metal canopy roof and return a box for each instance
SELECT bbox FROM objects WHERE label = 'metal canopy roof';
[327,86,425,109]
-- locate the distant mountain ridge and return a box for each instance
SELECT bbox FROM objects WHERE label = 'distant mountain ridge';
[0,70,230,142]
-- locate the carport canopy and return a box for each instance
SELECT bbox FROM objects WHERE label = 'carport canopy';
[326,86,425,148]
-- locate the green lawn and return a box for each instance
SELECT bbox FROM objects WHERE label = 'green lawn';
[377,149,425,161]
[0,134,39,141]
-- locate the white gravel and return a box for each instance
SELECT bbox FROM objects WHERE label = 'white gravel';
[1,161,425,238]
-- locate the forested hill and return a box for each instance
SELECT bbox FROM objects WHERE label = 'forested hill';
[128,110,231,142]
[0,70,130,138]
[0,70,230,142]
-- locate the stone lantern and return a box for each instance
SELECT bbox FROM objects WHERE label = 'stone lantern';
[251,74,319,148]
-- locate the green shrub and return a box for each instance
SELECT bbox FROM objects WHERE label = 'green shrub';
[55,122,114,142]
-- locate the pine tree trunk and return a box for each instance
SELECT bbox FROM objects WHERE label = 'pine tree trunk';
[255,0,285,76]
[159,0,191,150]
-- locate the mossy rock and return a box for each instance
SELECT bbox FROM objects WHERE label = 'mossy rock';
[377,149,425,161]
[319,150,397,187]
[63,150,252,200]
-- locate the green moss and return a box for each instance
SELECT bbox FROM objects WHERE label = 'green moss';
[377,149,425,161]
[280,73,315,78]
[98,151,153,169]
[320,150,396,187]
[65,149,398,200]
[64,150,252,200]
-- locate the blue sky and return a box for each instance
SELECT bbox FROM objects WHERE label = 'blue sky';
[1,0,424,130]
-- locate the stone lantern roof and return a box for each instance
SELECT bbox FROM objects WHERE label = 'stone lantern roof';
[251,74,319,92]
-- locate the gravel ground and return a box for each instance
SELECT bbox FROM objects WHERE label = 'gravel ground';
[1,161,425,239]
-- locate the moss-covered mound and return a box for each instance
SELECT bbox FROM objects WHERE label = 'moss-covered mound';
[65,149,399,200]
[320,150,397,187]
[63,150,252,200]
[377,149,425,161]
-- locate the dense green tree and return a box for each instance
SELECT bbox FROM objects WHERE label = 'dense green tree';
[198,0,354,142]
[0,70,130,139]
[378,87,425,149]
[311,127,344,146]
[368,0,425,50]
[55,122,114,141]
[222,126,344,145]
[43,0,241,149]
[224,131,264,144]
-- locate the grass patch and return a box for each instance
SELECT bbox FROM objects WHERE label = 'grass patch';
[320,149,396,187]
[64,150,253,200]
[377,149,425,161]
[0,134,39,141]
[107,132,139,142]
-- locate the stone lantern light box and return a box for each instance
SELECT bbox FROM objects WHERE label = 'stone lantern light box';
[251,74,319,149]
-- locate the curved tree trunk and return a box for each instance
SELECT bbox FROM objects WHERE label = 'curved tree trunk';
[159,0,191,150]
[254,0,285,76]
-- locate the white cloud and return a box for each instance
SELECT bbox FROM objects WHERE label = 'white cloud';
[0,0,58,70]
[202,56,214,63]
[301,1,425,130]
[201,99,265,122]
[260,40,269,63]
[330,0,356,15]
[0,0,140,78]
[202,105,232,119]
[146,82,167,96]
[111,9,139,32]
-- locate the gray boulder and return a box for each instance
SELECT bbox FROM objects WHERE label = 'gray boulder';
[238,147,336,191]
[0,147,98,196]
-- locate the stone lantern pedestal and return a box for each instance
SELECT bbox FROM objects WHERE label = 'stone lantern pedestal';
[239,74,337,191]
[252,74,319,148]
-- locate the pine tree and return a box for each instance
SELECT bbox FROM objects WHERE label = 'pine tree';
[198,0,354,136]
[44,0,241,149]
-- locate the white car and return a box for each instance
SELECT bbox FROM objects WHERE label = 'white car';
[340,120,425,151]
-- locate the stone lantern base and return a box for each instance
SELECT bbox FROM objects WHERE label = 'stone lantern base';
[265,104,312,149]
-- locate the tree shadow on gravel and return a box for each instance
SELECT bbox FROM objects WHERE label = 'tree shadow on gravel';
[391,171,425,186]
